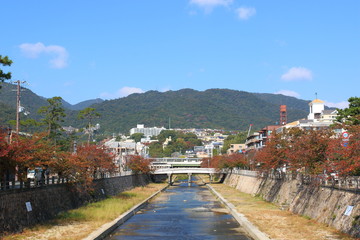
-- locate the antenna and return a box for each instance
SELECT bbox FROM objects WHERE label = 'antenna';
[315,92,318,99]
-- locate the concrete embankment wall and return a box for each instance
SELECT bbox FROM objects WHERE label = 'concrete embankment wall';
[224,173,360,238]
[0,174,150,235]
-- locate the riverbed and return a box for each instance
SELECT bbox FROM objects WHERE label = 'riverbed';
[106,179,252,239]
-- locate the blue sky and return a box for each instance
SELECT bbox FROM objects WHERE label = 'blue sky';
[1,1,359,108]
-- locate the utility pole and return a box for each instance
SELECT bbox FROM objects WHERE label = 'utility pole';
[14,80,26,134]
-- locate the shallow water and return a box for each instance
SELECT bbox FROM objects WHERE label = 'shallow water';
[106,179,252,240]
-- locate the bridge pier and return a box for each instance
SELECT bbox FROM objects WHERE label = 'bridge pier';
[167,173,172,185]
[188,173,192,186]
[209,174,214,183]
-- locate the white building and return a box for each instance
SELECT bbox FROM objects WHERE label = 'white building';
[277,98,338,133]
[104,138,149,172]
[130,124,166,137]
[308,99,325,120]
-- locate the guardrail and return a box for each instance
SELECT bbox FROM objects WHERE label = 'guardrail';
[150,158,202,163]
[0,171,133,192]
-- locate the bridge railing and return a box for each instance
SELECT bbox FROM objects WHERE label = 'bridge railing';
[150,158,203,163]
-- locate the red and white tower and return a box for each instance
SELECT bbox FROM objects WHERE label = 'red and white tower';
[280,105,287,125]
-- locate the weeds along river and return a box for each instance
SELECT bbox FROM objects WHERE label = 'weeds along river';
[105,177,252,240]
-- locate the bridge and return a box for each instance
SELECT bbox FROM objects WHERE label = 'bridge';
[153,167,217,186]
[149,158,218,186]
[153,168,216,175]
[150,157,203,169]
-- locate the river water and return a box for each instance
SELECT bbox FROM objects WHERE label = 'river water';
[106,179,252,240]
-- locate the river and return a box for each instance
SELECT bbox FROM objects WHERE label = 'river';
[106,178,252,240]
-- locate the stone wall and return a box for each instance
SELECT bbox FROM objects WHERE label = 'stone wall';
[0,174,150,235]
[224,173,360,238]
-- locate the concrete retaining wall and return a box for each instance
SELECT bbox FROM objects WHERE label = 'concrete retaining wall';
[224,173,360,238]
[0,175,150,235]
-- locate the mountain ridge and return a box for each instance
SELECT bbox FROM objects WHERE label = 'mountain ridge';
[0,83,313,133]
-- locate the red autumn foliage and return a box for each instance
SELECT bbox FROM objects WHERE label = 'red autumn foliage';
[326,125,360,176]
[252,125,360,177]
[69,144,115,187]
[255,131,288,172]
[202,153,248,171]
[285,129,333,175]
[1,132,59,181]
[0,131,116,191]
[125,155,152,174]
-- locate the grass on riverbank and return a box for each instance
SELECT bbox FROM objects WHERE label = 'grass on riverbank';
[211,183,354,240]
[3,183,167,240]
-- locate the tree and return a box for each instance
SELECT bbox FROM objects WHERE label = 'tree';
[326,124,360,176]
[126,155,152,174]
[222,131,247,154]
[336,97,360,125]
[2,132,58,183]
[78,107,100,144]
[38,97,66,139]
[148,142,164,158]
[0,131,12,186]
[69,144,115,190]
[286,129,333,175]
[201,153,248,171]
[254,131,288,173]
[130,133,144,143]
[157,130,178,143]
[0,55,12,88]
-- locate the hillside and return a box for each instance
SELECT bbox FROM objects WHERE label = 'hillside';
[90,89,310,134]
[0,84,312,134]
[0,82,48,122]
[0,83,103,126]
[70,98,104,110]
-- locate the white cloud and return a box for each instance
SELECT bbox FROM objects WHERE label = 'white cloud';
[19,42,68,69]
[274,90,300,98]
[190,0,233,12]
[236,7,256,20]
[100,86,145,99]
[324,101,348,109]
[281,67,313,81]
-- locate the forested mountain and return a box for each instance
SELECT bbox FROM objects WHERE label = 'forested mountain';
[0,82,48,122]
[0,84,312,134]
[90,89,310,134]
[0,83,103,125]
[70,98,104,110]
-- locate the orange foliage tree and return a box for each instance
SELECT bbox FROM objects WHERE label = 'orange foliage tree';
[254,131,288,173]
[285,129,333,175]
[202,153,248,171]
[326,124,360,176]
[2,132,58,182]
[69,144,115,188]
[126,155,153,174]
